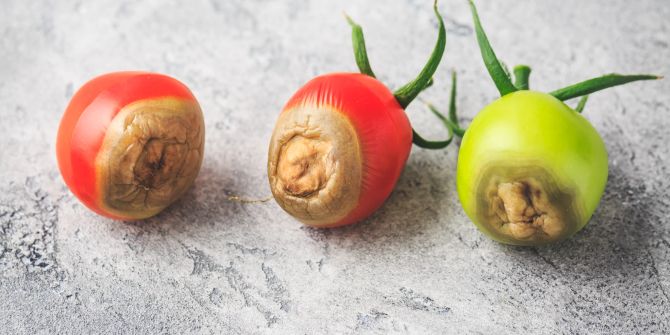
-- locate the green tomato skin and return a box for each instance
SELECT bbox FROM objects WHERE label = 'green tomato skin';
[456,91,608,246]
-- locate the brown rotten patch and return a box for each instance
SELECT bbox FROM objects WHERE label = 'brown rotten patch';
[268,104,362,227]
[96,98,204,219]
[476,164,581,245]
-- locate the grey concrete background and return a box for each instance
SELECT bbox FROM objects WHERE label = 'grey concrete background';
[1,0,668,333]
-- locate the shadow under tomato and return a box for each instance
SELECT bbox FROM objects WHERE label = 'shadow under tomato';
[475,130,667,319]
[480,162,669,325]
[295,148,463,253]
[118,154,272,235]
[530,163,660,270]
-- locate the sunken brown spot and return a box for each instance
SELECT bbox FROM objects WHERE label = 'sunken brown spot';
[476,165,579,245]
[493,181,563,240]
[276,135,331,197]
[96,98,204,220]
[268,102,362,227]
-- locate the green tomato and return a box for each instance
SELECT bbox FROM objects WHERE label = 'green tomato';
[456,90,608,246]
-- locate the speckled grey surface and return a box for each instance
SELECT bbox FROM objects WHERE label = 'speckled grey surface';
[1,0,669,333]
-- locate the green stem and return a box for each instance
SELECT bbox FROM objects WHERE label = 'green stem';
[412,103,455,149]
[427,103,466,137]
[452,125,466,138]
[345,14,376,78]
[421,77,435,92]
[412,129,453,149]
[414,70,465,146]
[575,95,589,113]
[550,73,661,101]
[501,61,512,82]
[448,71,459,128]
[417,71,466,140]
[393,0,446,109]
[468,0,517,96]
[513,65,531,90]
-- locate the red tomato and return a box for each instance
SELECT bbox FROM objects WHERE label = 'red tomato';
[267,4,448,228]
[57,72,205,220]
[267,73,412,227]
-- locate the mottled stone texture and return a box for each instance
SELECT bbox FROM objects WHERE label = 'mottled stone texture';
[0,0,668,333]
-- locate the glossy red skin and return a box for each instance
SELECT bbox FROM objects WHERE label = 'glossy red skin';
[282,73,413,227]
[56,72,198,220]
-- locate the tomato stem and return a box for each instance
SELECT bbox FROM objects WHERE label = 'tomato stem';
[413,71,461,148]
[346,2,451,149]
[416,71,466,145]
[513,65,531,90]
[426,103,466,138]
[501,61,513,83]
[411,113,455,150]
[448,71,460,128]
[422,77,435,92]
[468,0,518,97]
[550,73,662,101]
[345,13,376,78]
[393,0,446,109]
[575,95,589,113]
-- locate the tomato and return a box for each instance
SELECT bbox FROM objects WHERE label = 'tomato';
[446,0,660,245]
[56,72,205,220]
[268,73,412,227]
[268,3,454,227]
[457,91,607,245]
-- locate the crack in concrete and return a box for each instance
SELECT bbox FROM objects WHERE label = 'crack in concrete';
[222,262,282,327]
[532,247,559,270]
[209,287,225,307]
[184,247,225,276]
[181,243,289,327]
[386,287,450,315]
[355,309,390,331]
[261,263,291,312]
[646,248,670,304]
[0,175,67,282]
[226,242,276,258]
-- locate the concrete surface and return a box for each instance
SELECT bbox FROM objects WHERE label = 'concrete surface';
[1,0,669,333]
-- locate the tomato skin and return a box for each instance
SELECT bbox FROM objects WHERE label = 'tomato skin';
[56,72,200,220]
[271,73,413,227]
[456,91,608,245]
